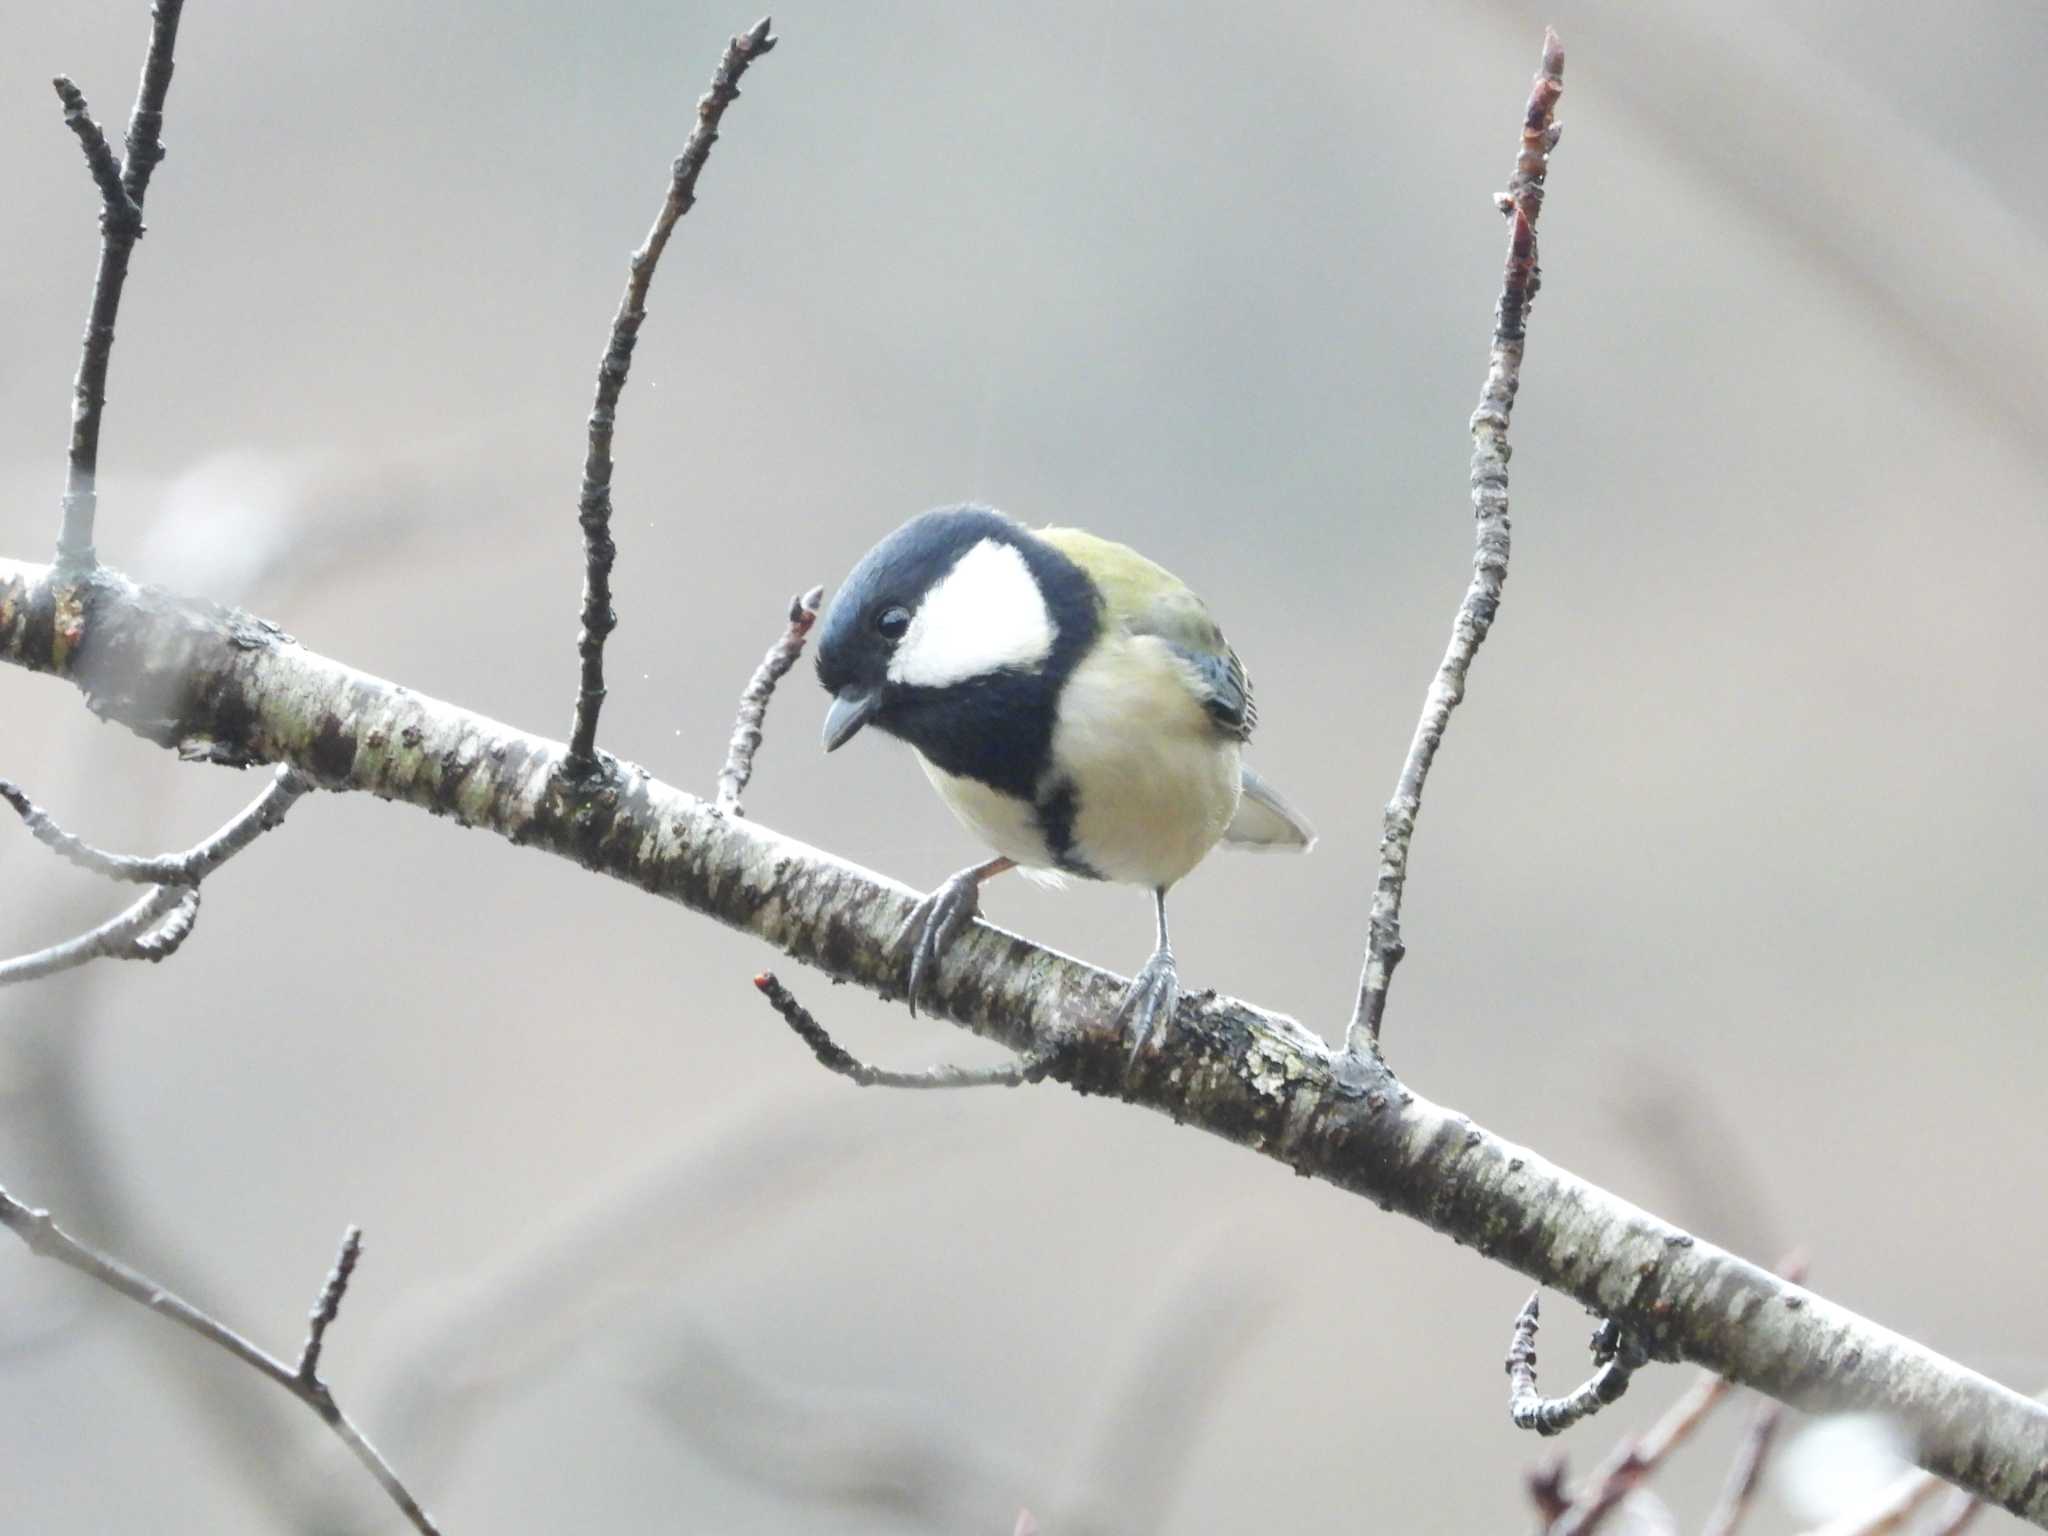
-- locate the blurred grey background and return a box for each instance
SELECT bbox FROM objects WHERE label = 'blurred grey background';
[4,1,2046,1531]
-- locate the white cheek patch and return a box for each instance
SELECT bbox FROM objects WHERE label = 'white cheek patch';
[888,538,1056,688]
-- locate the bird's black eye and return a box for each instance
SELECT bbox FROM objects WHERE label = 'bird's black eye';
[875,605,911,642]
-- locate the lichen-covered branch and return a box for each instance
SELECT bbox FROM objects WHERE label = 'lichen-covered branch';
[0,1186,437,1535]
[1348,29,1565,1056]
[51,0,186,573]
[5,555,2045,1524]
[565,16,778,778]
[716,585,823,815]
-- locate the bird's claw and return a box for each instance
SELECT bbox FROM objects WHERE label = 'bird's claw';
[1114,947,1180,1062]
[892,870,984,1016]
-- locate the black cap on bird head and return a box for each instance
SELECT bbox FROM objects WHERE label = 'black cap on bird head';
[814,506,1097,773]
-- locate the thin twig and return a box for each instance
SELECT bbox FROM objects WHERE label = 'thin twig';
[52,0,186,572]
[1347,28,1564,1056]
[0,766,308,984]
[1,765,308,883]
[1546,1258,1808,1536]
[753,972,1055,1089]
[1698,1397,1787,1536]
[716,584,823,815]
[0,884,195,986]
[0,1187,437,1535]
[1508,1296,1649,1439]
[564,16,778,778]
[1928,1490,1986,1535]
[296,1225,363,1384]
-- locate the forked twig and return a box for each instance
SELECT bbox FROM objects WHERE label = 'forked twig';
[754,972,1056,1089]
[0,766,309,984]
[716,585,824,815]
[564,16,779,778]
[0,1191,437,1534]
[51,0,187,571]
[1348,29,1564,1056]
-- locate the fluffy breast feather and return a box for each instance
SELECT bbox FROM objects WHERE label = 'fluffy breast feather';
[1045,632,1243,888]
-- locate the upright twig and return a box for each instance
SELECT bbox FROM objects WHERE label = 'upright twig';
[564,16,779,779]
[51,0,186,573]
[0,766,308,984]
[1347,29,1564,1056]
[0,1189,437,1535]
[715,584,823,815]
[753,972,1055,1089]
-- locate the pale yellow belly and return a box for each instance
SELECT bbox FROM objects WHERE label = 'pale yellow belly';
[916,636,1242,889]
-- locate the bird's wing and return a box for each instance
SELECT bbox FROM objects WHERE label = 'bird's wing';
[1037,526,1256,741]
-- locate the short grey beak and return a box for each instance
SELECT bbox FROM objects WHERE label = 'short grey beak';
[822,688,880,752]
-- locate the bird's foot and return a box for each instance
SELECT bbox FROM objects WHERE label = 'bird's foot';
[1113,946,1180,1062]
[892,869,986,1017]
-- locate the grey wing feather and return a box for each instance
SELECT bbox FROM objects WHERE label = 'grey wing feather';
[1166,643,1256,741]
[1122,589,1256,741]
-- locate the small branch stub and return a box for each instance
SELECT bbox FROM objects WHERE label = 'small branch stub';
[1347,28,1564,1057]
[716,584,824,815]
[297,1225,364,1385]
[564,16,779,779]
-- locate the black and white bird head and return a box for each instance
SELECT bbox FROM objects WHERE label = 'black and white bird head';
[815,506,1099,792]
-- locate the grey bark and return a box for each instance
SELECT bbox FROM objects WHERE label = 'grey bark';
[4,554,2045,1524]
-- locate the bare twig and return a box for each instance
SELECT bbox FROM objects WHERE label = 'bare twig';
[1929,1490,1987,1535]
[1507,1294,1649,1438]
[0,883,195,985]
[1699,1397,1787,1536]
[564,16,779,779]
[754,971,1055,1089]
[1799,1467,1954,1536]
[52,0,186,572]
[716,584,824,814]
[1347,28,1565,1056]
[296,1225,363,1384]
[1552,1373,1731,1535]
[1,765,308,883]
[0,1187,437,1535]
[1527,1455,1573,1526]
[0,766,308,984]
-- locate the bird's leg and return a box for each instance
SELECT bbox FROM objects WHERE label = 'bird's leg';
[893,856,1015,1016]
[1113,887,1180,1060]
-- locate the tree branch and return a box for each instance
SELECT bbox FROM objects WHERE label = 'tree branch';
[52,0,186,574]
[565,16,778,779]
[0,1187,437,1535]
[1347,28,1564,1056]
[5,555,2045,1525]
[1699,1396,1787,1536]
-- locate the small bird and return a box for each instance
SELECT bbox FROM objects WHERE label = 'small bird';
[815,505,1314,1054]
